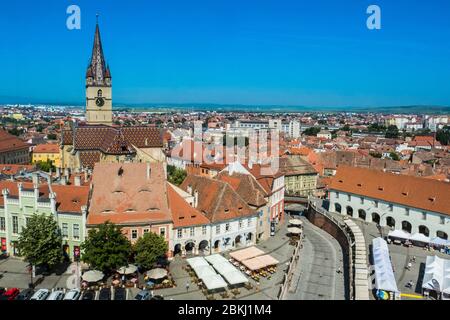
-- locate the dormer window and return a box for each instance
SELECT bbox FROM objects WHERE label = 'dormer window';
[402,192,408,196]
[428,197,436,202]
[378,187,384,191]
[147,207,160,211]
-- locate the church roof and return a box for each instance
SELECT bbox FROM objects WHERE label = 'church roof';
[86,22,111,85]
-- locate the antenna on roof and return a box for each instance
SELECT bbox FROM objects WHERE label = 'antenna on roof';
[96,13,99,24]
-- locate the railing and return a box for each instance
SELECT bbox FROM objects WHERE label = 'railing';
[278,235,303,300]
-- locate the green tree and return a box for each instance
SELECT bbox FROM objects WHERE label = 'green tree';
[303,127,321,136]
[133,232,168,270]
[46,133,57,140]
[370,151,382,158]
[436,126,450,146]
[17,214,63,269]
[81,222,132,273]
[36,159,55,172]
[385,125,399,139]
[167,165,187,186]
[389,152,400,161]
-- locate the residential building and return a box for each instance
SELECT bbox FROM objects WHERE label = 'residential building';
[279,156,318,197]
[32,143,61,167]
[0,130,30,165]
[328,166,450,240]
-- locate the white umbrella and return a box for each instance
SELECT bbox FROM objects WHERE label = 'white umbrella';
[289,219,303,226]
[287,227,302,234]
[117,264,138,275]
[82,270,104,282]
[146,268,168,280]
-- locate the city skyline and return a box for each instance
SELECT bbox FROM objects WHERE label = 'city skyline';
[1,0,450,107]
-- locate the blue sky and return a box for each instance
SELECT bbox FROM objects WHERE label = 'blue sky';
[0,0,449,107]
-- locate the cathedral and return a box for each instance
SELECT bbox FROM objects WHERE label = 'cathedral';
[60,21,165,170]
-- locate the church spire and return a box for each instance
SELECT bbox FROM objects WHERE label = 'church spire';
[86,15,111,86]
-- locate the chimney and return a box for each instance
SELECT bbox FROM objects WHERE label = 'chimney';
[74,175,81,186]
[147,163,151,180]
[194,190,198,208]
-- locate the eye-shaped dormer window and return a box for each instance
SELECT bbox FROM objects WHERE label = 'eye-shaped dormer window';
[97,89,103,97]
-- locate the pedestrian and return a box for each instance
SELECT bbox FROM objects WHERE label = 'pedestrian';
[186,281,190,292]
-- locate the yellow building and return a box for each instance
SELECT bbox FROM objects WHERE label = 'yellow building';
[32,143,61,167]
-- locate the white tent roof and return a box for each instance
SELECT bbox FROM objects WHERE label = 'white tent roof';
[195,265,217,279]
[186,257,209,269]
[410,233,430,243]
[202,274,228,290]
[221,270,249,285]
[422,255,450,294]
[372,237,399,293]
[388,229,411,240]
[204,254,228,265]
[430,237,450,246]
[212,261,237,275]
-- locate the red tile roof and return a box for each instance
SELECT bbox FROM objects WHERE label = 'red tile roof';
[33,143,60,154]
[0,130,29,153]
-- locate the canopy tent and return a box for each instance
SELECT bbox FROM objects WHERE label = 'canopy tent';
[288,219,303,226]
[146,268,168,280]
[186,257,209,269]
[388,229,411,240]
[372,237,399,293]
[287,227,302,234]
[221,270,249,285]
[202,274,228,290]
[241,254,279,271]
[229,246,265,262]
[422,255,450,295]
[194,265,217,279]
[82,270,104,283]
[204,254,228,266]
[430,237,450,246]
[410,233,430,243]
[118,264,138,275]
[211,261,237,275]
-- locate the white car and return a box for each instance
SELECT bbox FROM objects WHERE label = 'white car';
[30,289,50,300]
[63,289,81,300]
[47,290,65,300]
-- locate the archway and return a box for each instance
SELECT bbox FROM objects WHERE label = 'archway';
[358,209,366,221]
[235,235,242,247]
[174,244,182,256]
[185,242,195,255]
[346,206,353,216]
[402,221,412,233]
[198,240,209,254]
[386,217,395,228]
[372,212,380,224]
[214,240,220,252]
[437,231,448,240]
[418,225,430,237]
[246,233,253,242]
[334,203,342,214]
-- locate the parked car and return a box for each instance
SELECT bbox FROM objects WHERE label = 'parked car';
[81,290,95,300]
[98,288,111,300]
[47,290,65,300]
[30,289,50,300]
[0,288,20,300]
[134,290,151,300]
[15,288,34,300]
[114,287,126,300]
[63,288,81,300]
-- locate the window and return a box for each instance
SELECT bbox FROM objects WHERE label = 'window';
[143,229,149,234]
[160,227,166,237]
[202,225,207,235]
[239,220,243,229]
[97,89,102,97]
[347,194,351,201]
[440,216,446,225]
[360,197,364,205]
[0,217,5,231]
[177,229,182,238]
[389,204,393,212]
[374,201,378,208]
[189,227,195,237]
[131,229,138,239]
[422,212,427,220]
[12,216,18,234]
[215,225,220,234]
[225,223,230,232]
[62,223,68,238]
[73,224,80,239]
[405,208,410,216]
[247,218,251,227]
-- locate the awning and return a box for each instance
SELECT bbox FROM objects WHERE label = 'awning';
[430,237,450,246]
[186,257,209,269]
[118,264,138,275]
[241,254,279,271]
[194,265,217,279]
[146,268,168,280]
[202,274,228,290]
[410,233,430,243]
[221,270,249,285]
[287,227,302,234]
[82,270,104,282]
[204,254,228,265]
[229,246,265,262]
[289,219,303,226]
[388,229,411,240]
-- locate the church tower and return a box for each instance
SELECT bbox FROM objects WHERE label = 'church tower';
[85,18,112,125]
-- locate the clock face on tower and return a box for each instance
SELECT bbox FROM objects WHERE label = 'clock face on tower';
[95,97,105,107]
